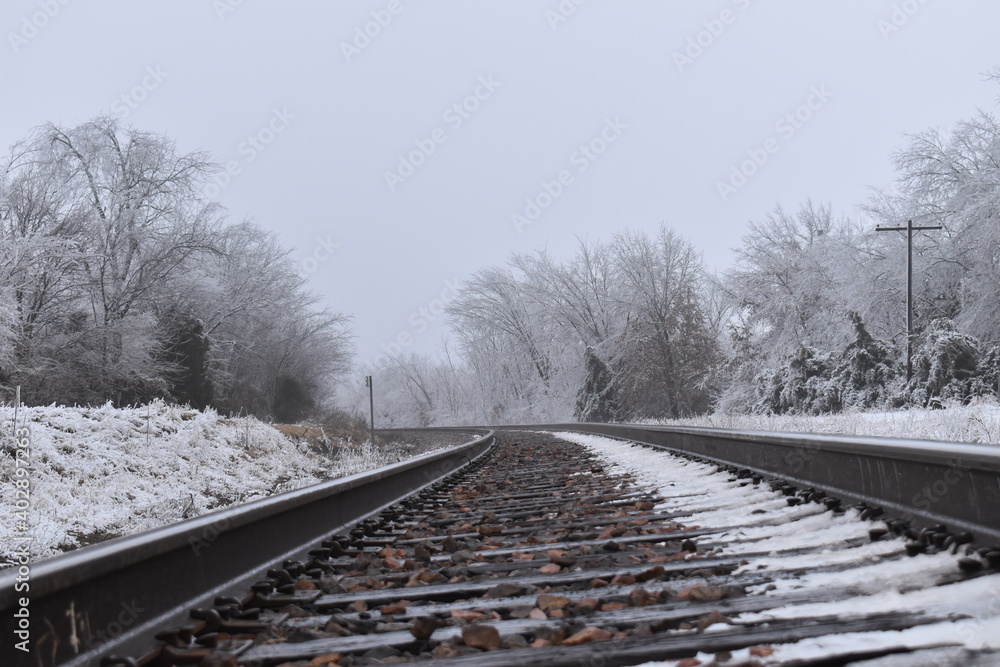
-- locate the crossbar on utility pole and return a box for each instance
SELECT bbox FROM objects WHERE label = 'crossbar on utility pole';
[875,219,943,381]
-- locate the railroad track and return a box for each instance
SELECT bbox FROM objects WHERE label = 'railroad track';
[3,427,1000,666]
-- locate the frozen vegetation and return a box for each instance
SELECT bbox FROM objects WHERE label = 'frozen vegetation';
[648,399,1000,445]
[7,83,1000,438]
[344,75,1000,429]
[0,119,351,422]
[0,400,417,567]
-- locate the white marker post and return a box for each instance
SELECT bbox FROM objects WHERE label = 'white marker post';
[365,375,375,445]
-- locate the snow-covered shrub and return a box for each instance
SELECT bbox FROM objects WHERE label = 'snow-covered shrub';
[896,319,987,407]
[836,312,897,409]
[754,345,840,415]
[754,313,898,415]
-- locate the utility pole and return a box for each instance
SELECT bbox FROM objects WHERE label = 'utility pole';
[365,375,375,445]
[875,219,943,381]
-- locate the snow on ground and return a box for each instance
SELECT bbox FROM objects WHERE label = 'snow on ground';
[0,400,419,566]
[645,399,1000,445]
[557,432,1000,665]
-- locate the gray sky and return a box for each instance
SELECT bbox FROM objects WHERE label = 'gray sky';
[4,1,999,366]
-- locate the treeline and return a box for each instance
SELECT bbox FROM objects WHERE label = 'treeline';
[8,99,996,427]
[0,118,351,420]
[724,198,1000,415]
[353,75,1000,425]
[347,225,721,425]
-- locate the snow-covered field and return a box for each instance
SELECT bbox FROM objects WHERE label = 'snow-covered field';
[560,432,1000,666]
[0,401,415,566]
[647,400,1000,445]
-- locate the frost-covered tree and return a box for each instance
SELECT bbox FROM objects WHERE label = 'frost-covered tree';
[171,222,353,418]
[866,104,1000,344]
[611,226,719,418]
[440,224,717,422]
[0,288,15,385]
[0,118,353,413]
[511,242,627,359]
[717,201,899,411]
[726,201,858,355]
[222,297,352,419]
[0,117,223,403]
[755,346,839,415]
[446,264,576,422]
[977,345,1000,399]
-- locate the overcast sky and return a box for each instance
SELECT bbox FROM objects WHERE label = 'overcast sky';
[3,1,999,366]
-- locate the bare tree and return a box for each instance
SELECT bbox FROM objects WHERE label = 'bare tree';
[447,265,563,420]
[612,224,718,418]
[511,241,626,356]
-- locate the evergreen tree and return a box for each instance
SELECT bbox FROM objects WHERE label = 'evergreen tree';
[754,313,897,415]
[837,312,896,409]
[274,375,315,423]
[161,312,214,409]
[754,345,839,415]
[574,348,620,422]
[976,345,1000,400]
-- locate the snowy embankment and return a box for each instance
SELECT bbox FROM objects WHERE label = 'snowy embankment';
[0,401,407,567]
[646,399,1000,445]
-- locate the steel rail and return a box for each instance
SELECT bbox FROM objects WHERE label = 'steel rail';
[164,429,1000,666]
[0,428,495,667]
[498,423,1000,549]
